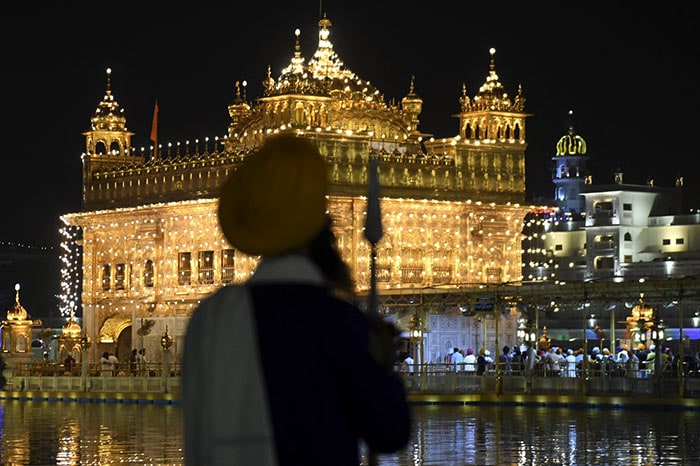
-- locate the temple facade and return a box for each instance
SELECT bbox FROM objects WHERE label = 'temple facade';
[60,14,535,364]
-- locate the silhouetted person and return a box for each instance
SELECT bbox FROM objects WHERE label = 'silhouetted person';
[182,134,411,465]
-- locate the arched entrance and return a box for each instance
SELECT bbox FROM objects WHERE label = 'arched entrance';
[98,315,133,364]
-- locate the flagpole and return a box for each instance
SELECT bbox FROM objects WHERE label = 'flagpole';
[363,140,382,466]
[150,100,159,160]
[364,143,383,318]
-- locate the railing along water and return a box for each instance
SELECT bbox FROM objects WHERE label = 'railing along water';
[4,361,181,394]
[397,362,700,399]
[4,361,700,401]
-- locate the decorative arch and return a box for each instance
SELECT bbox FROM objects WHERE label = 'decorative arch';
[109,140,121,154]
[99,314,132,343]
[95,140,107,154]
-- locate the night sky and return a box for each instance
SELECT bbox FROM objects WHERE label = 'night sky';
[2,3,697,246]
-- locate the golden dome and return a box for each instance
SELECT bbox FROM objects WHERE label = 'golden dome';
[555,110,587,156]
[226,14,419,152]
[62,302,82,339]
[62,317,82,339]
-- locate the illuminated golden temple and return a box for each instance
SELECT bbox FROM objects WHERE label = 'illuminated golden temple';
[59,14,536,363]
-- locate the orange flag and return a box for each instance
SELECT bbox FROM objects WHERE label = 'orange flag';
[150,100,159,159]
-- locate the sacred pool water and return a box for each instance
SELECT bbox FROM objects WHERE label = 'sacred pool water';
[0,400,698,465]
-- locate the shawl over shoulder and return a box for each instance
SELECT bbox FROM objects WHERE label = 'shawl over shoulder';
[182,284,278,466]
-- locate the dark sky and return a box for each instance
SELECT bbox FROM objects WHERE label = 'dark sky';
[2,3,697,246]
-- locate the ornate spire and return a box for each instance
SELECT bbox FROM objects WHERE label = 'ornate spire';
[270,28,321,96]
[307,13,356,81]
[7,283,28,321]
[459,83,471,111]
[263,64,275,92]
[473,48,511,110]
[281,28,306,76]
[401,75,423,132]
[90,67,127,132]
[456,48,525,114]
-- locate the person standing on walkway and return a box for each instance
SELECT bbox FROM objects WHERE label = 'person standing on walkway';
[499,345,513,373]
[402,353,415,375]
[107,352,120,375]
[182,134,411,466]
[451,346,465,371]
[565,349,577,377]
[129,349,138,376]
[463,348,476,373]
[100,351,114,376]
[135,348,145,375]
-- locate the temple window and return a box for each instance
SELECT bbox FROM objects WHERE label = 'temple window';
[101,264,111,291]
[143,260,155,287]
[198,251,215,285]
[221,249,235,284]
[115,263,128,290]
[178,252,192,286]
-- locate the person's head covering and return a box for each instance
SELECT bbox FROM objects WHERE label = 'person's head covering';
[467,348,474,355]
[218,133,329,256]
[567,348,574,355]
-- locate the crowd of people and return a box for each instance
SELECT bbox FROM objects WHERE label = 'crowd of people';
[99,349,148,376]
[400,343,700,378]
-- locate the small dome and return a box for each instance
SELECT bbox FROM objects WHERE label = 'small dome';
[90,68,127,132]
[555,110,587,156]
[91,91,126,131]
[62,317,82,339]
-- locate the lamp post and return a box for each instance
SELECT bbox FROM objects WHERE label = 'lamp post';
[160,326,174,393]
[409,310,424,391]
[651,319,665,377]
[79,334,91,391]
[520,320,536,394]
[677,286,685,397]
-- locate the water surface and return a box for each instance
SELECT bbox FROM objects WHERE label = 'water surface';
[1,400,698,465]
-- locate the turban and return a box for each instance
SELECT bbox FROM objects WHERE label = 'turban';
[218,134,329,256]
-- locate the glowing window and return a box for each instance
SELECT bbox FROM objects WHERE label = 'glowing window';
[143,260,155,287]
[102,264,111,291]
[178,252,192,286]
[221,249,235,284]
[198,251,215,285]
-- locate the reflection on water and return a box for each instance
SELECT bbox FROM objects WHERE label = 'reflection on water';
[1,400,699,465]
[0,400,184,465]
[372,404,700,466]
